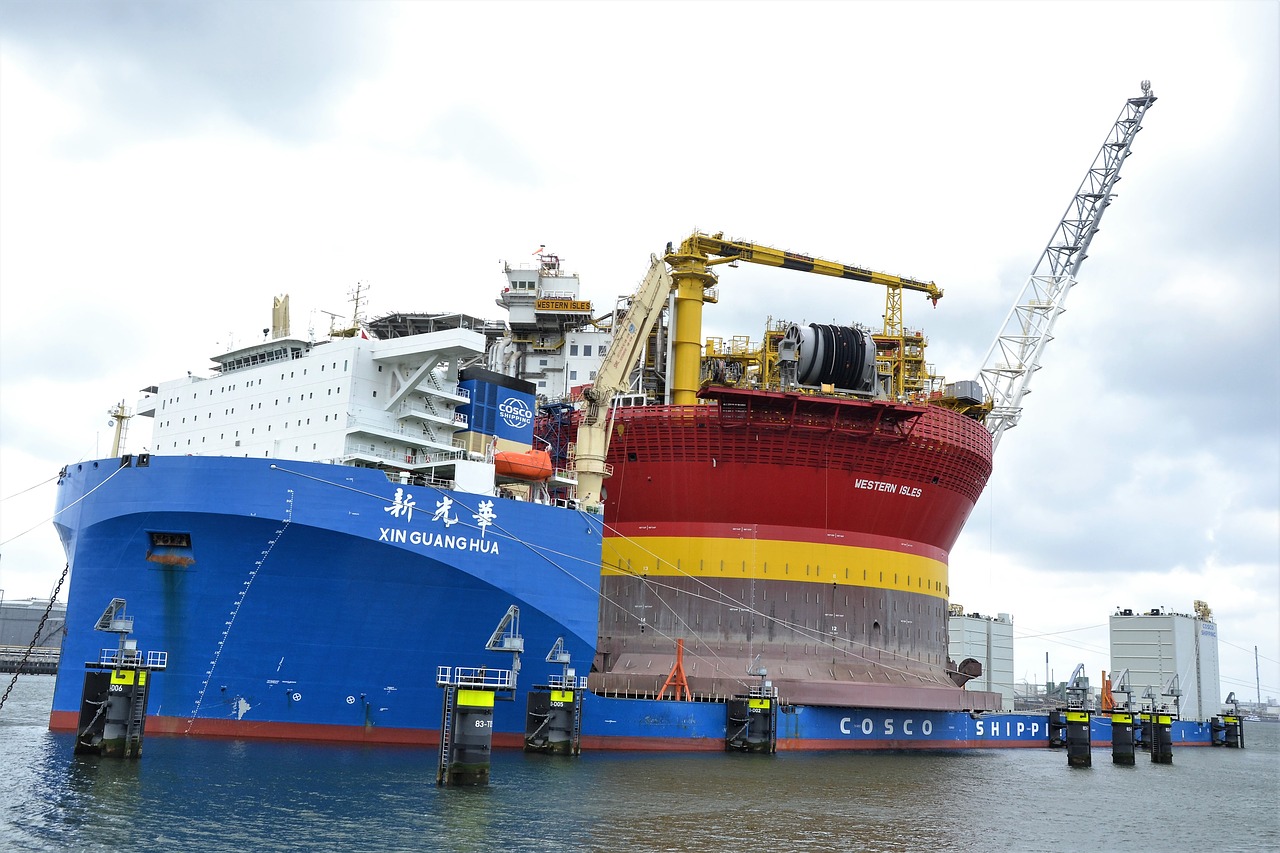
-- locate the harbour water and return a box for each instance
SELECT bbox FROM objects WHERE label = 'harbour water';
[2,675,1277,852]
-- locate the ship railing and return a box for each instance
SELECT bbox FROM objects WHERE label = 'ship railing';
[419,473,456,489]
[436,665,514,690]
[398,447,467,467]
[546,674,589,690]
[393,400,435,420]
[589,685,731,704]
[745,682,778,699]
[415,383,470,403]
[394,399,469,422]
[504,259,553,274]
[345,443,399,461]
[425,447,467,464]
[530,337,564,352]
[392,424,438,441]
[384,468,458,490]
[450,438,495,463]
[93,648,169,670]
[348,443,457,465]
[0,645,60,665]
[96,648,140,667]
[214,347,295,376]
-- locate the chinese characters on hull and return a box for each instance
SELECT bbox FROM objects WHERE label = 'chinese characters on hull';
[379,490,502,554]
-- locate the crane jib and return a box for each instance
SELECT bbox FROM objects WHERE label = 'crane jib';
[694,237,937,293]
[778,257,937,293]
[978,81,1158,450]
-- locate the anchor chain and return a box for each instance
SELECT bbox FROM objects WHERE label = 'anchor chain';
[0,562,69,714]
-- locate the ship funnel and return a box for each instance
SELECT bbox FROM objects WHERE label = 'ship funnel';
[272,295,291,339]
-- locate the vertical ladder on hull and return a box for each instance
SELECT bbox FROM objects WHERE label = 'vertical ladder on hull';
[437,684,455,785]
[125,681,148,757]
[570,686,584,755]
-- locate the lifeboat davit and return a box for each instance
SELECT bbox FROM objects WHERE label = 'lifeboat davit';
[494,448,553,481]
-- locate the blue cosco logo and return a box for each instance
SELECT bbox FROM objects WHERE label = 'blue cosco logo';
[499,397,532,430]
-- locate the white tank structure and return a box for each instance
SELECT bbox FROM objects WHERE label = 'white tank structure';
[0,597,66,649]
[1109,606,1221,721]
[947,609,1015,710]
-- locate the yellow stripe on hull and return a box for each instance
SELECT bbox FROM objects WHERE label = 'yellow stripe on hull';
[603,535,949,600]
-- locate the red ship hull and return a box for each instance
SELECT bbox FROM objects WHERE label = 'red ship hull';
[584,386,998,711]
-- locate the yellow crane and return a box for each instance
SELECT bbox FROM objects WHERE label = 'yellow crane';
[663,231,942,403]
[574,237,941,511]
[574,255,675,511]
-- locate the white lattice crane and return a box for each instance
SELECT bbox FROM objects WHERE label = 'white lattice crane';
[979,81,1158,450]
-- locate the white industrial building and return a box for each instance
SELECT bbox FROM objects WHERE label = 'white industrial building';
[1109,606,1221,721]
[0,597,66,649]
[948,610,1015,710]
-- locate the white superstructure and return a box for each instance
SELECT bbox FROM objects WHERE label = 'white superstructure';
[137,321,493,489]
[488,252,616,402]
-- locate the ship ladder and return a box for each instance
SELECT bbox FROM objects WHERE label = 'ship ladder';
[570,686,586,753]
[125,680,148,757]
[570,688,584,756]
[436,684,456,785]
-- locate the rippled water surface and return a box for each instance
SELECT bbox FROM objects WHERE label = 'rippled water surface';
[2,676,1277,852]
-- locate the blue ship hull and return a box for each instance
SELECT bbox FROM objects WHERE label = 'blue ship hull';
[50,455,1214,749]
[578,696,1214,749]
[50,455,603,740]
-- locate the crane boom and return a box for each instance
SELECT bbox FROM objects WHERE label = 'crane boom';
[574,254,675,511]
[979,81,1158,449]
[682,233,943,300]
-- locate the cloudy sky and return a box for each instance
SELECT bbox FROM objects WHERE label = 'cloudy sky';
[2,1,1276,705]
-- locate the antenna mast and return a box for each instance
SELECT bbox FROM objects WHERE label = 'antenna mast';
[350,281,369,329]
[108,401,132,457]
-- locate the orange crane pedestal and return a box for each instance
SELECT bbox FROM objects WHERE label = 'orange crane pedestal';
[658,639,691,701]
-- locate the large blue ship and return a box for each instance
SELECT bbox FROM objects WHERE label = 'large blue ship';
[50,86,1241,751]
[48,445,1217,749]
[47,284,1224,752]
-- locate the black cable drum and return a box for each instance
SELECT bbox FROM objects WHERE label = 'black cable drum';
[791,323,877,394]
